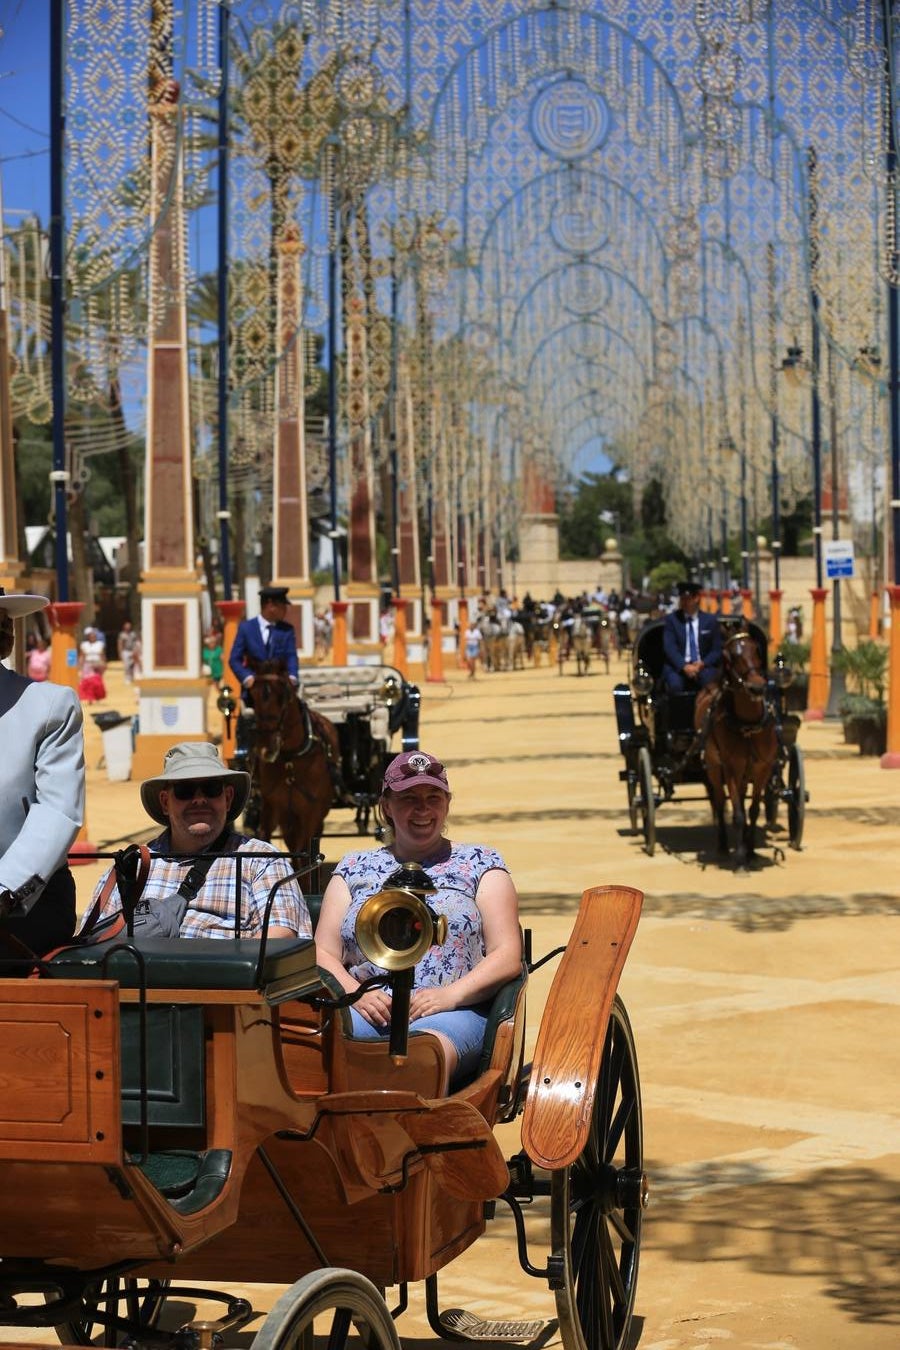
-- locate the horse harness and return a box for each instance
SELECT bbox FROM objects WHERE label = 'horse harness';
[252,675,341,802]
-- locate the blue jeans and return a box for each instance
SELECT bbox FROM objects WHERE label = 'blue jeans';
[348,1005,489,1084]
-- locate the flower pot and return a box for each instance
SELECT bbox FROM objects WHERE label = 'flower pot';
[845,714,887,756]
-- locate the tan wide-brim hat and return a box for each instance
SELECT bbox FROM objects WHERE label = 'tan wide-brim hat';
[0,588,50,618]
[140,741,251,825]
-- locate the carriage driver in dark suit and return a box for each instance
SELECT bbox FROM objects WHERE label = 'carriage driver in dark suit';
[662,580,723,692]
[229,585,300,696]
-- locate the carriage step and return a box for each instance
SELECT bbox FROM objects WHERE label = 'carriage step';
[436,1309,554,1343]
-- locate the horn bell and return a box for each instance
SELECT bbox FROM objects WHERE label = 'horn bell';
[355,887,448,971]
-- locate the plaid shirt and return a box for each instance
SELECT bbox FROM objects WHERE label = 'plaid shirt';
[89,830,311,940]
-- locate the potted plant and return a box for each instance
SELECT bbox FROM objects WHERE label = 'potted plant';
[775,638,810,712]
[835,640,888,756]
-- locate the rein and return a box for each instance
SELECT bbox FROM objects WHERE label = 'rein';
[253,675,324,763]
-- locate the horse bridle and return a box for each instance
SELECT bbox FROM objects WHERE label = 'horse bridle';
[252,673,325,765]
[723,631,767,700]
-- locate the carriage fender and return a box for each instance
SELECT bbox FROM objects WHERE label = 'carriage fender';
[520,885,643,1172]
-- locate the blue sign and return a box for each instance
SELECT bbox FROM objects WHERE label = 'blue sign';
[66,648,78,667]
[824,539,855,580]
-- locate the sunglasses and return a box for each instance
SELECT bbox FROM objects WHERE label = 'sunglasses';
[171,779,227,801]
[386,757,446,783]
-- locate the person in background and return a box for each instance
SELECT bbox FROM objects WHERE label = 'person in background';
[88,742,309,941]
[202,628,224,682]
[315,750,522,1089]
[229,585,299,694]
[117,621,141,682]
[0,588,84,961]
[78,625,107,703]
[26,635,51,682]
[662,580,722,692]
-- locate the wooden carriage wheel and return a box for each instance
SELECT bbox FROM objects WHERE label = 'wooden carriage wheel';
[550,997,647,1350]
[252,1270,400,1350]
[787,744,806,849]
[636,747,656,856]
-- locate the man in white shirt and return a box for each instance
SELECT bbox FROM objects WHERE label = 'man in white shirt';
[662,581,723,692]
[228,585,299,694]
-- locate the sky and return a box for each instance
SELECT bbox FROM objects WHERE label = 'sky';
[0,2,614,482]
[0,1,51,223]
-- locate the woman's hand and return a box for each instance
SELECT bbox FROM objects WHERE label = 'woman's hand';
[409,985,456,1020]
[354,987,393,1029]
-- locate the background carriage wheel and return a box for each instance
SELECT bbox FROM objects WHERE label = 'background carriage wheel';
[251,1269,400,1350]
[787,745,806,849]
[637,747,656,856]
[51,1276,170,1345]
[550,996,647,1350]
[626,765,639,834]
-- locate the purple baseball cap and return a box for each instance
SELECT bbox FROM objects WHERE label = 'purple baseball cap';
[383,750,450,794]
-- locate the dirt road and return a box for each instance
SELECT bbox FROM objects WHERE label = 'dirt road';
[69,656,900,1348]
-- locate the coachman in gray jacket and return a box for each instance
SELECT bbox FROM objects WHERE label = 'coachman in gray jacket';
[0,588,85,960]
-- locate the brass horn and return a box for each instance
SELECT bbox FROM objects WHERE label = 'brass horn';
[378,673,403,706]
[355,862,448,971]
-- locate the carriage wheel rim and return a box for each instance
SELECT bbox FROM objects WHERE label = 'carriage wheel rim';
[550,998,644,1350]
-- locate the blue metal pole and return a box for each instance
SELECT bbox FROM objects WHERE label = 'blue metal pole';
[49,0,69,599]
[808,146,824,590]
[327,198,341,600]
[216,1,233,598]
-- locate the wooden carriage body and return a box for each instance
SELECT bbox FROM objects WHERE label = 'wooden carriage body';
[0,881,645,1350]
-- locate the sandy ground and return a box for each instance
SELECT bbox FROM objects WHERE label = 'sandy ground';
[20,653,900,1347]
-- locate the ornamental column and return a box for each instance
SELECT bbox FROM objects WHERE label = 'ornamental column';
[397,377,424,674]
[132,74,207,777]
[345,298,381,663]
[518,450,559,599]
[806,586,829,718]
[271,224,314,660]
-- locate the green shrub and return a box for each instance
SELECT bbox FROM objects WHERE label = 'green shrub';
[834,640,888,705]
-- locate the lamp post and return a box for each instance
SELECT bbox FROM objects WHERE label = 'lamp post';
[824,341,847,718]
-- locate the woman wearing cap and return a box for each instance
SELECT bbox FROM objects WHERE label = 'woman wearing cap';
[315,750,522,1089]
[0,589,85,962]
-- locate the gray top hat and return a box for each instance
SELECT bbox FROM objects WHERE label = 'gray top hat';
[140,742,251,825]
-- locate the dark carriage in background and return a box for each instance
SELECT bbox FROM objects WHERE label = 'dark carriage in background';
[613,616,806,856]
[298,665,420,833]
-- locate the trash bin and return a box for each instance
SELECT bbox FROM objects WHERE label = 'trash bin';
[92,711,134,782]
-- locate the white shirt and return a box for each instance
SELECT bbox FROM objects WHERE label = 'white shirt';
[257,615,271,647]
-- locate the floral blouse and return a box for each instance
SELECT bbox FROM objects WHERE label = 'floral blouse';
[334,842,509,991]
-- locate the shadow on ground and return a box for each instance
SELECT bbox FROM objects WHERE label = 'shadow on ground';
[644,1162,900,1327]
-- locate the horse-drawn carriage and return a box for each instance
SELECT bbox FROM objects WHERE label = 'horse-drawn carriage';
[0,861,648,1350]
[230,665,420,847]
[614,617,806,862]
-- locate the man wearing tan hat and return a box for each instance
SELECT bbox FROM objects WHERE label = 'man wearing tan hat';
[88,742,310,941]
[0,588,85,959]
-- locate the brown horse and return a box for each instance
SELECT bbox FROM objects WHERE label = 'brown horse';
[245,661,341,855]
[697,630,778,870]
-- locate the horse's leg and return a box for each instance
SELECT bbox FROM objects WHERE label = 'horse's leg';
[704,748,728,854]
[257,771,275,843]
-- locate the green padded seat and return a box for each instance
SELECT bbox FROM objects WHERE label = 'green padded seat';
[46,936,321,1004]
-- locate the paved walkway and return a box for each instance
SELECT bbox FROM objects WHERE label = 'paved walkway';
[63,657,900,1346]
